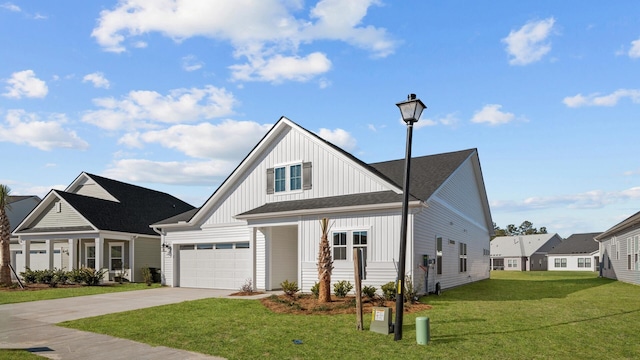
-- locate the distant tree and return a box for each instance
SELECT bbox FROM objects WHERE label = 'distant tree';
[493,220,548,238]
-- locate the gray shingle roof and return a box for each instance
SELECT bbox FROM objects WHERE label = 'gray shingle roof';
[17,173,195,236]
[547,232,601,254]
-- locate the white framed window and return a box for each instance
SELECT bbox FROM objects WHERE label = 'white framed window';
[332,232,347,260]
[267,162,311,194]
[459,242,467,273]
[585,257,592,269]
[436,236,443,275]
[109,243,124,271]
[578,258,585,268]
[85,243,96,269]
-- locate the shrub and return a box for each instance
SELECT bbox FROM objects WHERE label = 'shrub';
[310,282,319,298]
[68,267,107,286]
[240,278,254,294]
[141,267,153,286]
[280,280,299,297]
[333,280,353,298]
[362,285,377,299]
[404,275,418,303]
[68,268,86,284]
[381,281,396,301]
[20,267,38,284]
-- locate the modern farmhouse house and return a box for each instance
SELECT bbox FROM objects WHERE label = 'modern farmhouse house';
[595,211,640,285]
[547,232,600,271]
[490,233,563,271]
[154,117,494,294]
[11,172,194,282]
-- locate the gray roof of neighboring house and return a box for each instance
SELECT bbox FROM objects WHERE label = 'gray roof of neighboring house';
[490,233,562,257]
[547,232,601,255]
[15,173,195,236]
[6,195,41,233]
[595,210,640,241]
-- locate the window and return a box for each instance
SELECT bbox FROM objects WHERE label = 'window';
[561,258,567,268]
[585,257,592,269]
[290,164,301,190]
[628,237,633,270]
[508,259,517,268]
[216,243,233,250]
[436,236,443,275]
[267,162,311,194]
[110,243,124,271]
[235,242,250,249]
[459,242,467,273]
[180,244,195,250]
[554,258,560,268]
[86,244,96,269]
[196,243,214,250]
[274,167,286,192]
[333,232,347,260]
[578,258,585,268]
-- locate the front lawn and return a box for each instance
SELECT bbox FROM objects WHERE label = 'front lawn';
[0,283,161,305]
[59,272,640,359]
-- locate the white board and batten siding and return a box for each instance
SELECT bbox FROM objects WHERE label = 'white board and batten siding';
[202,126,396,227]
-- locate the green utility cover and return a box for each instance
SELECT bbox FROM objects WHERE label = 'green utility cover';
[370,307,392,335]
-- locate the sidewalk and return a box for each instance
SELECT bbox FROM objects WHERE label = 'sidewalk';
[0,287,271,359]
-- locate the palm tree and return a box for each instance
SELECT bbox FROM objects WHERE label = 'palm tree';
[317,217,333,303]
[0,184,12,286]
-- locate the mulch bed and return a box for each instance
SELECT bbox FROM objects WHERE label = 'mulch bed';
[258,294,431,315]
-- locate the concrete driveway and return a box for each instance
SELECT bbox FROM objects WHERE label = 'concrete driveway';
[0,287,270,359]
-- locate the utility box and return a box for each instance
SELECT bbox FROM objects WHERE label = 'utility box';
[370,307,393,335]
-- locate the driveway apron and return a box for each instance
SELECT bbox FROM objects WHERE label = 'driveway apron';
[0,287,263,359]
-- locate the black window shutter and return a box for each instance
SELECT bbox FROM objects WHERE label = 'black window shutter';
[266,168,274,194]
[303,162,312,190]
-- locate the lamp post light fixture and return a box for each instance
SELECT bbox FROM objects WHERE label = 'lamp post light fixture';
[394,93,426,341]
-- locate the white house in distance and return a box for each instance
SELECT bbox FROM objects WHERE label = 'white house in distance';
[547,232,600,271]
[153,117,494,294]
[490,233,563,271]
[595,211,640,285]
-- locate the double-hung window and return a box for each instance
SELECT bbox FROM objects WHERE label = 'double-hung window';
[333,232,347,260]
[289,164,301,190]
[110,243,124,271]
[436,236,443,275]
[86,244,96,269]
[268,162,311,194]
[332,230,369,264]
[274,167,286,192]
[459,242,467,273]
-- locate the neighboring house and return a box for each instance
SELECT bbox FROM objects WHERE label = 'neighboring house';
[153,117,494,294]
[6,195,41,279]
[490,233,563,271]
[11,172,194,282]
[594,211,640,285]
[547,232,601,271]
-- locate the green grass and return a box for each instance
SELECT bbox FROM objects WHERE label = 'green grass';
[0,283,161,305]
[59,272,640,359]
[0,349,44,359]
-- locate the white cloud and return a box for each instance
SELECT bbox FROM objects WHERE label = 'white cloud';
[91,0,394,83]
[1,2,20,12]
[82,72,111,89]
[3,70,48,99]
[563,89,640,108]
[502,17,555,66]
[103,158,237,186]
[470,104,515,126]
[414,113,459,129]
[491,187,640,211]
[229,52,332,83]
[182,55,204,72]
[629,38,640,58]
[316,127,357,151]
[119,120,272,159]
[82,85,236,130]
[0,109,89,151]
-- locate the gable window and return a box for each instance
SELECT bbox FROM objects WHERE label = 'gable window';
[436,236,443,275]
[267,162,312,194]
[333,232,347,260]
[86,244,96,269]
[459,242,467,272]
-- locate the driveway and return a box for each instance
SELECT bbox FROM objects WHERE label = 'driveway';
[0,287,270,359]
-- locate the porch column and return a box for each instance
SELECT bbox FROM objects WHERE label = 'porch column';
[95,237,104,270]
[46,240,54,270]
[129,238,135,282]
[21,239,30,271]
[250,228,256,291]
[68,239,77,270]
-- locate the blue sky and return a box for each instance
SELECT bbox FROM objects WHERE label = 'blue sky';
[1,1,639,238]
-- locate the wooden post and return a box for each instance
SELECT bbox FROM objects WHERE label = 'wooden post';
[353,248,363,330]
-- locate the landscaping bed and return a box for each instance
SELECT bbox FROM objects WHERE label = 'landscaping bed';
[260,293,431,315]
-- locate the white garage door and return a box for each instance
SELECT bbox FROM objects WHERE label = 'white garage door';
[178,242,251,289]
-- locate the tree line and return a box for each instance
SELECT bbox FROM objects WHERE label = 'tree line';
[493,220,547,238]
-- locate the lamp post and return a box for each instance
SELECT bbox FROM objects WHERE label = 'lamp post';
[394,93,426,341]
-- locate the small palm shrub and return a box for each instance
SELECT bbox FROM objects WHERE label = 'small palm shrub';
[281,280,299,297]
[381,281,396,301]
[333,280,353,298]
[310,282,320,298]
[362,285,377,299]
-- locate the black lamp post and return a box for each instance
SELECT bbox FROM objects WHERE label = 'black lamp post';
[394,93,426,341]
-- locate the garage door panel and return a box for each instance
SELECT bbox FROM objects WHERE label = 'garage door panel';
[179,244,250,290]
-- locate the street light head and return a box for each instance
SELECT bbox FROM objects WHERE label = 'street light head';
[396,94,426,124]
